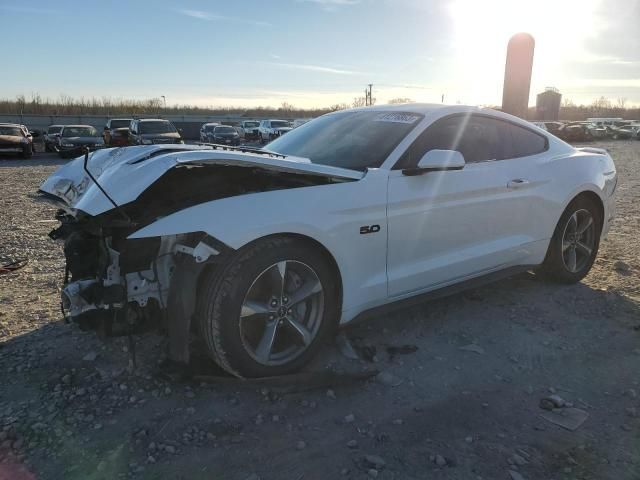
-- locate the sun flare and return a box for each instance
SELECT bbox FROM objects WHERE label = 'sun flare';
[447,0,602,104]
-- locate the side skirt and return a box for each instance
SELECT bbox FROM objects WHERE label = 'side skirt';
[345,265,536,327]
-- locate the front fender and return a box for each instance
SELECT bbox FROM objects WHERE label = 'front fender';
[128,171,390,316]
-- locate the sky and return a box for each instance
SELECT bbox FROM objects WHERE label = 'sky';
[1,0,639,109]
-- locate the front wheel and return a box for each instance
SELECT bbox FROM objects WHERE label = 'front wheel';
[542,196,601,283]
[197,237,338,377]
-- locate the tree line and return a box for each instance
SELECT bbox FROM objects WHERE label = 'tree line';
[1,94,638,121]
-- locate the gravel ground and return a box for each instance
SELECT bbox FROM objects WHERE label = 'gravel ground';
[0,143,639,480]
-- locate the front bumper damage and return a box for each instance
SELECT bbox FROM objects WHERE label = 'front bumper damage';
[50,212,227,338]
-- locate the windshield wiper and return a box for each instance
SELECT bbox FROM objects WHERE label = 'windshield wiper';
[194,143,287,159]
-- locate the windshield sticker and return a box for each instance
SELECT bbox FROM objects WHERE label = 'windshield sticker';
[374,113,421,124]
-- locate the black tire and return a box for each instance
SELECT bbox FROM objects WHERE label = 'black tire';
[22,145,33,159]
[542,196,602,283]
[196,236,339,377]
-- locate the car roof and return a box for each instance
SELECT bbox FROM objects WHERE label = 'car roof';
[343,103,545,130]
[0,123,23,127]
[48,124,64,127]
[62,124,95,128]
[137,118,170,122]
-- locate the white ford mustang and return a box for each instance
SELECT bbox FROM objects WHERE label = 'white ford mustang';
[39,104,617,377]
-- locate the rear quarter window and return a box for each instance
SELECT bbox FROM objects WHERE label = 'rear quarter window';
[506,123,548,158]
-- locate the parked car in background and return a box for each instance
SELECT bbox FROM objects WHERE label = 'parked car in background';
[0,123,34,158]
[293,118,312,128]
[103,118,132,146]
[608,125,639,140]
[129,119,183,145]
[556,123,593,142]
[586,117,623,128]
[586,123,608,139]
[210,125,241,146]
[239,120,260,140]
[258,119,292,143]
[532,122,547,131]
[541,121,564,135]
[199,123,220,142]
[56,125,105,158]
[44,125,64,152]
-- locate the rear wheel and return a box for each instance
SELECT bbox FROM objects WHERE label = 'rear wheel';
[197,237,338,377]
[542,196,601,283]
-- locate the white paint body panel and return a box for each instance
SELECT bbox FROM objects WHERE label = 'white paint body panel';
[40,104,617,325]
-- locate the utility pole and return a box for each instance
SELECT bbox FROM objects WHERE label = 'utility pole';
[441,93,444,104]
[161,95,166,110]
[367,84,373,106]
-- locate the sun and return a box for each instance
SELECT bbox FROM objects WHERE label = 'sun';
[446,0,602,104]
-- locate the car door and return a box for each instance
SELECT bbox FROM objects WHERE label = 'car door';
[386,114,549,297]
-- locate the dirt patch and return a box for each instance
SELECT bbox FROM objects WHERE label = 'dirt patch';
[1,143,639,480]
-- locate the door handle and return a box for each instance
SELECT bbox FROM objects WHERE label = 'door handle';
[507,179,530,189]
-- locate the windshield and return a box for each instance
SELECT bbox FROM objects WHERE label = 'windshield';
[48,126,62,134]
[139,121,176,134]
[270,121,290,128]
[244,121,259,128]
[204,124,218,132]
[0,126,23,136]
[266,111,423,171]
[110,120,131,129]
[62,126,97,137]
[214,126,236,134]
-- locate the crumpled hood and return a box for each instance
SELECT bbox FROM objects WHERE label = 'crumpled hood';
[39,145,363,217]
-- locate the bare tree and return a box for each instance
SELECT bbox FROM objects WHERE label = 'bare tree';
[352,96,367,108]
[592,96,612,112]
[616,97,627,109]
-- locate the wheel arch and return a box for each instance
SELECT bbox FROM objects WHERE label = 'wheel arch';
[565,189,605,233]
[195,232,344,325]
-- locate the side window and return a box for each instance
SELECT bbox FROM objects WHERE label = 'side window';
[396,114,510,168]
[506,123,547,158]
[396,114,546,169]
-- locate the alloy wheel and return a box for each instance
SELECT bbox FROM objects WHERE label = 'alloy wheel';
[561,209,596,273]
[239,260,324,366]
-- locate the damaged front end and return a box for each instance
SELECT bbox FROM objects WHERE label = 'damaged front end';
[50,209,221,337]
[39,145,360,346]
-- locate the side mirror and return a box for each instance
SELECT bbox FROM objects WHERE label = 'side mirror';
[402,149,465,176]
[104,126,109,130]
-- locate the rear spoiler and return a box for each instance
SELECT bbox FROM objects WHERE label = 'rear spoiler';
[577,147,608,155]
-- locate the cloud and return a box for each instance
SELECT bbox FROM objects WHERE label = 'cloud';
[267,62,361,75]
[176,9,272,27]
[297,0,361,11]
